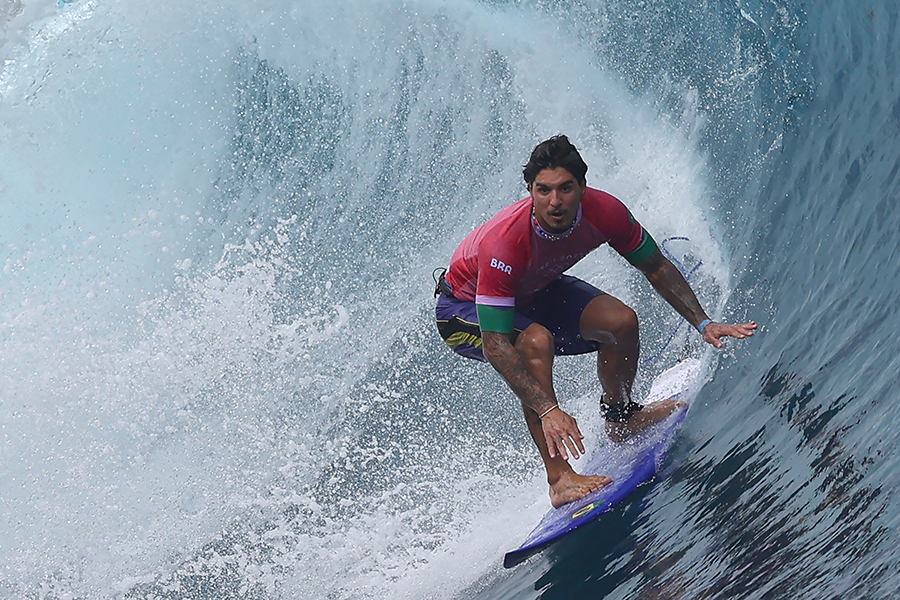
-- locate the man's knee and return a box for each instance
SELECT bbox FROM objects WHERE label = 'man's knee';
[581,296,638,343]
[514,323,555,359]
[611,304,638,337]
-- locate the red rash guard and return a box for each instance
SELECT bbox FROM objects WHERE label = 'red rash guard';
[445,187,657,333]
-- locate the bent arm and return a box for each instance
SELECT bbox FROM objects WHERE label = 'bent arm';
[482,328,586,460]
[482,330,557,415]
[635,248,709,329]
[635,248,758,347]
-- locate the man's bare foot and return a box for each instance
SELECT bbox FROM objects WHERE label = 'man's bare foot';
[605,398,686,443]
[549,470,612,508]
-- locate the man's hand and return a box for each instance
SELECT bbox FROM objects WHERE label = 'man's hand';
[541,407,586,460]
[702,321,758,349]
[637,249,758,350]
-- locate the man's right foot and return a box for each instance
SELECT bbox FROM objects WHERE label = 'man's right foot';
[605,398,685,443]
[549,470,612,508]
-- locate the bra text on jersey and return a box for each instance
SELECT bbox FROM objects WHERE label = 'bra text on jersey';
[490,258,513,275]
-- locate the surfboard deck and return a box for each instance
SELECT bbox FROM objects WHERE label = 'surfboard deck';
[503,358,701,568]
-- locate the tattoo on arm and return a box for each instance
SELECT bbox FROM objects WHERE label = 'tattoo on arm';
[638,249,708,328]
[482,331,556,414]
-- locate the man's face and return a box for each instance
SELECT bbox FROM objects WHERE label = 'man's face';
[529,167,586,233]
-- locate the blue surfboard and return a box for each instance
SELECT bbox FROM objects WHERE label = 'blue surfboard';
[503,358,701,568]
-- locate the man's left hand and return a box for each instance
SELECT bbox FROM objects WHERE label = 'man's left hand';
[702,321,758,349]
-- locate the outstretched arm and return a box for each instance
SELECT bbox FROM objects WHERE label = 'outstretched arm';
[635,248,757,348]
[482,330,585,460]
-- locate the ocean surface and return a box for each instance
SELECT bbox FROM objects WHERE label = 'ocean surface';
[2,0,899,598]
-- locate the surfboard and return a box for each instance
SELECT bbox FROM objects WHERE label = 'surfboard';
[503,358,702,568]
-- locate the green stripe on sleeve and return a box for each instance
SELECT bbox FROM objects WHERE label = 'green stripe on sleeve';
[476,304,515,334]
[621,230,658,266]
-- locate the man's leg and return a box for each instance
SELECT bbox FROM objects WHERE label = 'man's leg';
[514,323,611,507]
[579,295,639,405]
[579,295,684,441]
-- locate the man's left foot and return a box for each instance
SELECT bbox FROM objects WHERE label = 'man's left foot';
[605,399,685,443]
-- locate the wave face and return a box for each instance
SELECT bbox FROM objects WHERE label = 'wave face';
[2,0,899,598]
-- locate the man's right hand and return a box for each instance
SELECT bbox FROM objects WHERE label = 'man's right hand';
[541,407,586,460]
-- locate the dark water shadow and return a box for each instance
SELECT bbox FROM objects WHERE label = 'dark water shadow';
[628,360,892,599]
[476,355,892,600]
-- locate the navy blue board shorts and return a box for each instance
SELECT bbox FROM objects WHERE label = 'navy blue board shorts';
[435,275,605,362]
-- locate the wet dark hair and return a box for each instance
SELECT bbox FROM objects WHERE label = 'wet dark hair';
[522,135,588,186]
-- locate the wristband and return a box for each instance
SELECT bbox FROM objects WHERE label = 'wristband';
[697,319,713,334]
[539,405,559,419]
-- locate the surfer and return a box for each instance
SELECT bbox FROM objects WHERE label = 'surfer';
[434,135,757,508]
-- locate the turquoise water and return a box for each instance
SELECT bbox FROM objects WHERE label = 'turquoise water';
[1,0,899,598]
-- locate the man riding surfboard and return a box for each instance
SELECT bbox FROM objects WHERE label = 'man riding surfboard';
[435,135,756,507]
